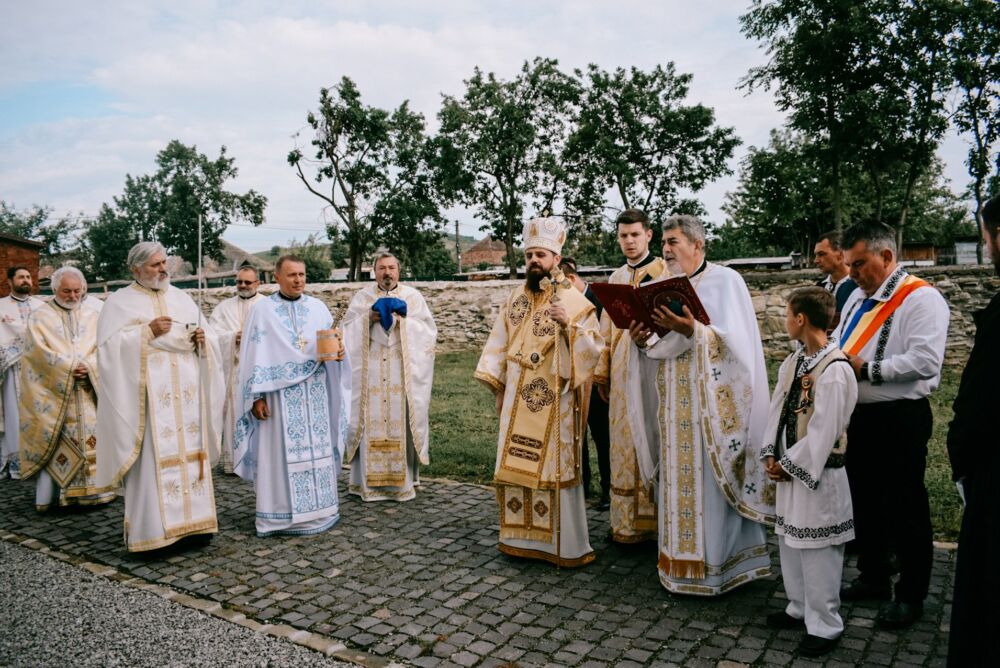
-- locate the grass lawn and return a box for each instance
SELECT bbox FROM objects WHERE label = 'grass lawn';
[425,349,964,541]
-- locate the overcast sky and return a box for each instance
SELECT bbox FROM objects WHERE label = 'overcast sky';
[0,1,972,252]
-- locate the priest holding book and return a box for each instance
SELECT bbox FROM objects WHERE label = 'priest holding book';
[625,214,775,595]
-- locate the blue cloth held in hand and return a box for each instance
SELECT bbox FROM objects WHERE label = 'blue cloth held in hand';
[372,297,408,331]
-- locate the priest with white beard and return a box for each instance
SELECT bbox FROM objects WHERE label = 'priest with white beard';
[234,255,350,537]
[0,266,44,479]
[343,252,437,502]
[19,267,115,510]
[626,215,775,595]
[96,242,225,552]
[209,266,266,474]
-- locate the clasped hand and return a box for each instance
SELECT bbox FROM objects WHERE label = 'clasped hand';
[548,304,569,327]
[764,456,791,482]
[252,397,271,421]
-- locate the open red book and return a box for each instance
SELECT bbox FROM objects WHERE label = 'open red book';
[590,276,710,336]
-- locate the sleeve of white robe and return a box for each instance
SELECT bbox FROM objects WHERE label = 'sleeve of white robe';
[778,361,858,491]
[759,354,796,460]
[398,288,437,464]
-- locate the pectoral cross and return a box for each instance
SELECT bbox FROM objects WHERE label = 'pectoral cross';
[295,336,307,352]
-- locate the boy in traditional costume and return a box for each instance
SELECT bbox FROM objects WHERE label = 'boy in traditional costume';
[762,287,857,657]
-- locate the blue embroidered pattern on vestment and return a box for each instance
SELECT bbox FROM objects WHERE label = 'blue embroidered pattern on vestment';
[243,360,317,401]
[290,470,317,514]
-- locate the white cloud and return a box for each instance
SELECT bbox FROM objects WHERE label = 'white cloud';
[1,1,976,253]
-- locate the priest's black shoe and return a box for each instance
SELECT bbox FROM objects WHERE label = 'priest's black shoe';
[766,611,805,629]
[877,601,923,629]
[797,634,840,657]
[596,494,610,511]
[840,578,891,601]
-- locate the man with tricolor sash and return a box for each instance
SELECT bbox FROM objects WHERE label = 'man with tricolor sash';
[835,221,949,630]
[475,216,604,567]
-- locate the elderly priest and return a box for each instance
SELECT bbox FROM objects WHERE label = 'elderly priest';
[19,267,115,511]
[96,242,225,552]
[627,214,775,595]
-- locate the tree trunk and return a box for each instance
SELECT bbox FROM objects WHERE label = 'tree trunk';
[831,155,843,231]
[974,180,985,265]
[505,214,517,279]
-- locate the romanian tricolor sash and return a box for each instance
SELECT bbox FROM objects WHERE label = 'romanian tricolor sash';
[840,275,929,355]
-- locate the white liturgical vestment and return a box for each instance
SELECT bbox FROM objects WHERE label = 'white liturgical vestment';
[343,283,436,502]
[0,294,44,479]
[96,283,225,552]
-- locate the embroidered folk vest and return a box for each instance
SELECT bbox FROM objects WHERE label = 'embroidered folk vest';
[778,348,851,468]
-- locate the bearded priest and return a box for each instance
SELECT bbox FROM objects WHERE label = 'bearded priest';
[96,242,225,552]
[626,214,774,595]
[343,251,437,502]
[19,267,115,511]
[0,266,44,479]
[209,265,266,474]
[475,216,604,568]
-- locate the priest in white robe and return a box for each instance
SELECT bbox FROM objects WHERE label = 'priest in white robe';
[20,267,115,511]
[209,266,266,474]
[343,252,436,502]
[234,255,350,537]
[627,215,775,595]
[0,266,44,479]
[96,242,225,552]
[476,217,604,568]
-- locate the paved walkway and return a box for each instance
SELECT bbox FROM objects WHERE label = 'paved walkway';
[0,473,953,667]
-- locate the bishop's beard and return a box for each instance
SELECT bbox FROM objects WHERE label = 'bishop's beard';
[526,266,550,292]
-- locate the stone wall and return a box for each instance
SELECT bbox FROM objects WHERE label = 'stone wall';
[189,265,998,365]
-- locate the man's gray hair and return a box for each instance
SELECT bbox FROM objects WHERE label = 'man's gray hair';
[373,250,401,269]
[127,241,167,271]
[841,221,897,256]
[51,266,87,293]
[662,214,706,245]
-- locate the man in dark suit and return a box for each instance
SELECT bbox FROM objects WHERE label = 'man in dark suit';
[560,257,611,510]
[947,195,1000,666]
[814,231,857,329]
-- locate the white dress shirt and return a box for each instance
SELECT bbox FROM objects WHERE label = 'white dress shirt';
[835,267,950,404]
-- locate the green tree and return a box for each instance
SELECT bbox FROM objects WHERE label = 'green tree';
[740,0,956,242]
[0,201,80,259]
[288,233,334,282]
[78,204,138,281]
[434,58,580,278]
[289,78,443,282]
[951,0,1000,261]
[115,140,267,267]
[564,64,740,226]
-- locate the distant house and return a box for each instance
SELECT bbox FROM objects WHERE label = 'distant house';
[937,235,980,266]
[718,252,804,270]
[899,242,936,267]
[0,233,44,297]
[463,235,511,268]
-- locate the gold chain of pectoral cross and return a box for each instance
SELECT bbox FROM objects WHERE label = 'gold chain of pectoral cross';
[289,301,307,351]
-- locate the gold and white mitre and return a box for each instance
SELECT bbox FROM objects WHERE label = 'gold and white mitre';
[523,216,567,254]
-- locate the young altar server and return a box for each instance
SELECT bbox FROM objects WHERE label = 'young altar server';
[762,286,858,657]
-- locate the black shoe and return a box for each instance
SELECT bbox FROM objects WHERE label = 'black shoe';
[596,495,610,511]
[766,611,805,629]
[877,601,923,629]
[797,634,840,657]
[840,578,892,602]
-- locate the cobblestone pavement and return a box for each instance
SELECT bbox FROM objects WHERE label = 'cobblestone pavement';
[0,473,953,667]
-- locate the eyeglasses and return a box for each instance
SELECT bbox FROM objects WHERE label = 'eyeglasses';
[236,280,258,286]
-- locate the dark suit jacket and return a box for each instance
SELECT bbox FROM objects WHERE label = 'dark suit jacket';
[583,284,603,320]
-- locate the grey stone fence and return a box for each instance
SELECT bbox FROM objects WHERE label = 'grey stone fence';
[183,265,996,366]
